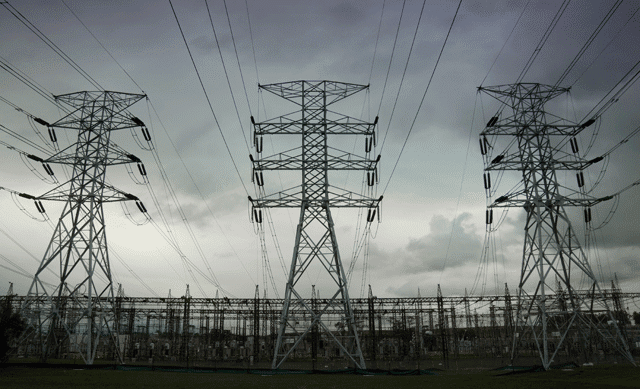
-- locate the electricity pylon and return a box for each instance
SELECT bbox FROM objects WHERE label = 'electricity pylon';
[21,91,148,364]
[248,81,382,369]
[479,83,634,369]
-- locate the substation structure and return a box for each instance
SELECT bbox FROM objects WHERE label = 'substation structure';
[7,286,639,367]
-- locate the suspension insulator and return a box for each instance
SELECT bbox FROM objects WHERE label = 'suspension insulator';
[570,137,579,154]
[131,116,145,127]
[483,172,491,189]
[137,162,147,176]
[42,163,54,176]
[491,154,504,164]
[254,171,264,187]
[584,207,592,223]
[367,171,376,187]
[576,171,585,188]
[34,117,49,126]
[486,116,499,127]
[141,127,151,142]
[253,209,262,224]
[581,118,596,129]
[35,200,46,214]
[485,209,493,225]
[255,136,263,153]
[479,136,489,155]
[365,137,373,153]
[136,201,148,213]
[48,128,58,143]
[367,209,377,223]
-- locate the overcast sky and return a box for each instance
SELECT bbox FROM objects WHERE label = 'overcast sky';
[1,0,640,300]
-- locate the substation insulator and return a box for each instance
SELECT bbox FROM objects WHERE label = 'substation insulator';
[48,127,58,143]
[570,137,579,154]
[252,208,262,224]
[491,154,504,164]
[42,163,54,176]
[136,201,148,213]
[33,117,50,127]
[581,118,596,129]
[141,127,152,142]
[34,200,46,214]
[367,208,377,223]
[137,162,147,176]
[576,172,585,188]
[367,171,376,187]
[483,172,491,189]
[254,171,264,187]
[365,137,373,153]
[479,136,489,155]
[486,209,493,225]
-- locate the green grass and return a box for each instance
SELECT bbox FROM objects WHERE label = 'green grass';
[1,364,639,388]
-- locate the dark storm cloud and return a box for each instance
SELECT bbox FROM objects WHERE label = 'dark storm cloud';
[368,212,483,275]
[2,0,640,297]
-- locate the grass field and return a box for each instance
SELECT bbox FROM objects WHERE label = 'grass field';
[1,363,639,388]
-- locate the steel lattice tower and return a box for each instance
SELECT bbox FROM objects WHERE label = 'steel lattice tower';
[479,83,634,369]
[21,91,148,364]
[249,81,382,369]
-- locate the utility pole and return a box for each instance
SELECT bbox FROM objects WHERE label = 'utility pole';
[479,83,634,369]
[249,81,382,369]
[20,91,148,364]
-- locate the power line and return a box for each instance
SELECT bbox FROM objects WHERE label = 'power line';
[244,0,260,84]
[367,0,386,84]
[147,99,256,287]
[480,0,531,86]
[553,0,623,88]
[382,0,463,195]
[515,0,571,83]
[168,0,249,196]
[1,1,103,90]
[222,0,253,116]
[570,5,640,87]
[376,0,407,118]
[379,0,428,154]
[59,0,144,93]
[204,0,250,152]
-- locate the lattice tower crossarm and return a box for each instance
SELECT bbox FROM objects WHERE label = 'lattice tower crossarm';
[478,83,634,369]
[249,81,382,369]
[21,91,148,365]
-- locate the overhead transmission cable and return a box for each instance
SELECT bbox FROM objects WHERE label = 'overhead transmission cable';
[515,0,572,83]
[570,5,640,87]
[1,1,103,90]
[203,0,250,152]
[222,0,253,116]
[368,0,386,84]
[169,0,249,196]
[379,0,428,154]
[244,0,260,83]
[146,100,256,286]
[553,0,623,88]
[375,0,407,118]
[480,0,532,87]
[59,0,144,93]
[0,57,63,109]
[382,0,463,195]
[580,57,640,122]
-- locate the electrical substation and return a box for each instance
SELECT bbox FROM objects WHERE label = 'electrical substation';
[2,0,640,375]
